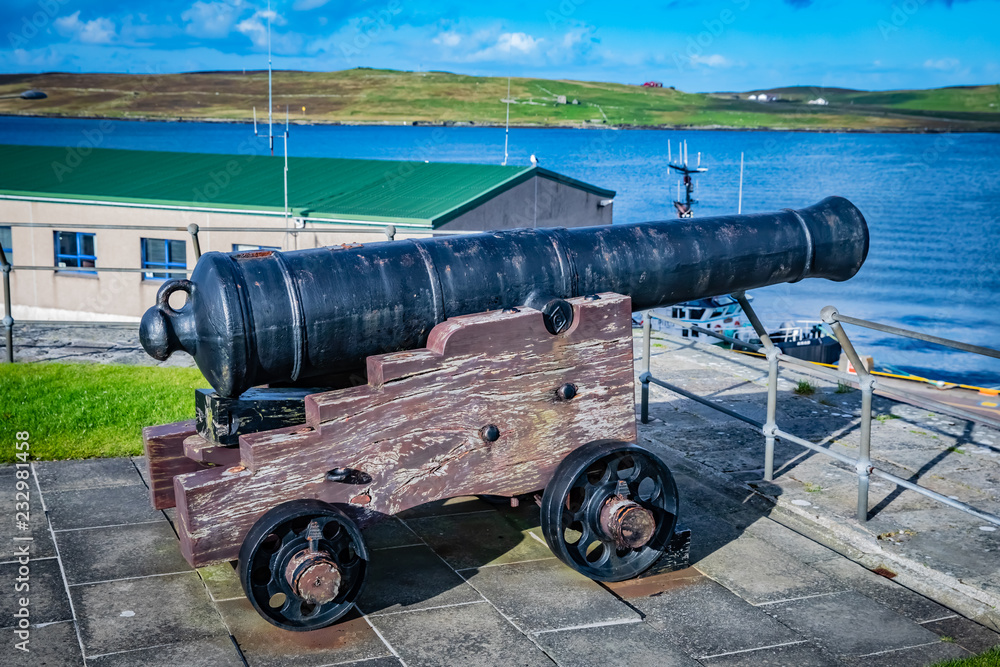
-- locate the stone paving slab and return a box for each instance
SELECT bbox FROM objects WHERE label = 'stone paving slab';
[840,641,970,667]
[630,575,802,658]
[86,637,245,667]
[922,615,1000,654]
[197,561,245,602]
[34,458,144,492]
[0,619,83,667]
[359,544,483,615]
[762,591,943,657]
[0,558,73,625]
[403,510,553,571]
[694,533,848,605]
[809,556,954,624]
[368,601,554,667]
[44,484,163,531]
[56,521,191,585]
[698,641,838,667]
[70,571,227,655]
[218,601,392,667]
[535,620,700,666]
[460,558,639,633]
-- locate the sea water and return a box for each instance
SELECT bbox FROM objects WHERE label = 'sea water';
[2,116,998,384]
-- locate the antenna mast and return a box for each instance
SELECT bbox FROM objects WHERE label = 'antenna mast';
[267,0,273,156]
[668,138,707,218]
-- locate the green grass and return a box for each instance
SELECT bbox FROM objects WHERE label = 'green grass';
[931,645,1000,667]
[0,363,204,462]
[794,380,816,395]
[1,69,997,132]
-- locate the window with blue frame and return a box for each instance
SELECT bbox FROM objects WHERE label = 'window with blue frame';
[0,226,11,262]
[233,244,280,252]
[141,238,186,280]
[54,231,96,273]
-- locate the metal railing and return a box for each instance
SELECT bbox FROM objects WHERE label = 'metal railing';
[639,291,1000,527]
[0,220,469,363]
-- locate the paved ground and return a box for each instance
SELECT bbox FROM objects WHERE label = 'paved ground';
[3,328,1000,666]
[638,331,1000,630]
[9,323,190,367]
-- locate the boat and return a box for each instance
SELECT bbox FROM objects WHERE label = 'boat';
[636,142,842,366]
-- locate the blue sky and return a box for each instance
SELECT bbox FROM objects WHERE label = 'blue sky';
[2,0,998,92]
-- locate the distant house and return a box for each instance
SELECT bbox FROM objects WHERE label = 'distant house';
[747,94,758,101]
[749,94,776,102]
[807,98,829,105]
[642,81,663,88]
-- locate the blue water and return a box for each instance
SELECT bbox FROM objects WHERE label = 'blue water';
[2,116,999,385]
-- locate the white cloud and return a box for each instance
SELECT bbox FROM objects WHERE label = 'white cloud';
[690,54,731,68]
[236,7,288,50]
[433,31,462,48]
[182,1,244,39]
[924,57,959,71]
[467,32,543,62]
[54,11,117,45]
[294,0,331,9]
[545,25,599,65]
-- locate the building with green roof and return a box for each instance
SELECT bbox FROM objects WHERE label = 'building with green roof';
[0,144,615,320]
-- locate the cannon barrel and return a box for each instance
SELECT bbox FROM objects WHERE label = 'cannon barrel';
[140,196,869,398]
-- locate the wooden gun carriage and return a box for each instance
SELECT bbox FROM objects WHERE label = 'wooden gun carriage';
[141,197,869,631]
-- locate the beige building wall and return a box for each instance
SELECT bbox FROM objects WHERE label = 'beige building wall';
[0,199,414,321]
[0,179,612,320]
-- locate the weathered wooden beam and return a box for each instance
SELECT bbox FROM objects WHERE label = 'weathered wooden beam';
[172,294,637,567]
[142,419,204,510]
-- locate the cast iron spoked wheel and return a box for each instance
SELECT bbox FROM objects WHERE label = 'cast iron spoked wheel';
[238,499,368,631]
[540,440,679,582]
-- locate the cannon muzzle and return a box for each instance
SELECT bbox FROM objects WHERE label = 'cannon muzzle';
[140,196,869,398]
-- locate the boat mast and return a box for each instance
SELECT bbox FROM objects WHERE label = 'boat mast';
[668,139,707,218]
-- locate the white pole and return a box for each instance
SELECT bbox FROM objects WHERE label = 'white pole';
[697,151,701,167]
[503,77,510,166]
[667,139,671,164]
[738,151,744,214]
[267,0,273,156]
[253,107,257,135]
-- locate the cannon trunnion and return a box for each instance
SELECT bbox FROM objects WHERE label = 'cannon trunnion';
[142,198,870,631]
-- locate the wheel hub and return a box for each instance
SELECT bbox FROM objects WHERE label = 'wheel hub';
[285,550,342,603]
[283,519,342,604]
[599,496,656,549]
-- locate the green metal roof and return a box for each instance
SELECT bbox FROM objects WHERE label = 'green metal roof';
[0,144,615,228]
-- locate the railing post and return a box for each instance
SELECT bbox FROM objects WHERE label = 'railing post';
[0,245,13,363]
[822,306,874,522]
[640,310,652,424]
[187,223,202,260]
[733,292,779,481]
[384,225,397,242]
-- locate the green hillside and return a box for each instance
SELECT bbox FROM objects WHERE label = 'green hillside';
[1,68,998,132]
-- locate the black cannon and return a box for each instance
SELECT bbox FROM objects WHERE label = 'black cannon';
[140,196,868,399]
[141,196,868,631]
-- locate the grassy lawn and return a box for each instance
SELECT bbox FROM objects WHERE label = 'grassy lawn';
[0,363,204,462]
[932,646,1000,666]
[1,69,996,132]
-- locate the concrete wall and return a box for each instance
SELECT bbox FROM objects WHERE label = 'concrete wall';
[439,175,613,231]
